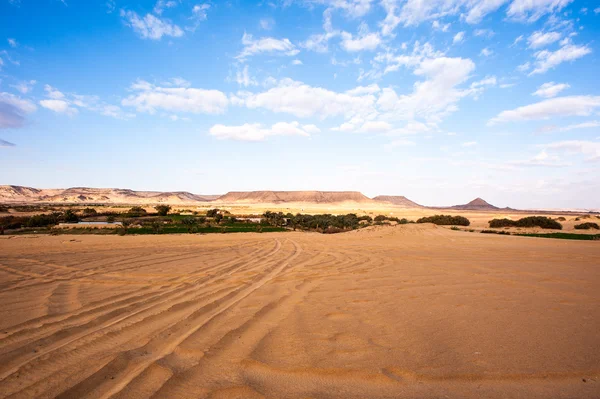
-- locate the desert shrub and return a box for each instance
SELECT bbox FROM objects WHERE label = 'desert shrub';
[417,215,470,226]
[206,209,219,217]
[106,216,115,223]
[514,216,562,230]
[155,205,171,216]
[489,216,562,230]
[574,222,600,230]
[128,206,147,217]
[556,217,566,221]
[0,205,9,212]
[481,230,511,235]
[489,218,515,228]
[450,226,460,231]
[374,215,387,222]
[61,210,79,223]
[26,213,60,227]
[358,215,373,223]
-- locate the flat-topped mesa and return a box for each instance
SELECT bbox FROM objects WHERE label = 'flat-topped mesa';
[371,195,423,208]
[215,191,373,204]
[451,197,499,210]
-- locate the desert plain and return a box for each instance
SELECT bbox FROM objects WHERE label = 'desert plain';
[0,221,599,399]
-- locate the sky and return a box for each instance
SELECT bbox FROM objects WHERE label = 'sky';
[1,0,599,209]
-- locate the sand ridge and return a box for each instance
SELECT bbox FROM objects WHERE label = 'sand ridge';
[0,225,599,398]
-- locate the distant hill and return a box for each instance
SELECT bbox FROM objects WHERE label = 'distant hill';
[451,198,499,211]
[0,185,215,204]
[371,195,423,208]
[215,191,373,204]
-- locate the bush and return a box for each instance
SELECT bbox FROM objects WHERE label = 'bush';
[489,216,562,230]
[489,218,515,228]
[450,226,460,231]
[206,209,219,217]
[374,215,387,222]
[128,206,147,217]
[417,215,470,226]
[574,222,600,230]
[107,216,115,223]
[155,205,171,216]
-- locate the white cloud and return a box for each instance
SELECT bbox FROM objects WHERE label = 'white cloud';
[507,0,574,22]
[539,120,600,134]
[7,38,18,48]
[291,59,303,65]
[532,82,570,98]
[187,3,210,32]
[474,28,494,37]
[44,84,65,99]
[153,0,177,15]
[470,76,497,90]
[236,78,377,119]
[453,31,465,44]
[465,0,508,23]
[237,33,299,60]
[260,18,275,30]
[528,31,561,48]
[120,10,184,40]
[489,96,600,124]
[235,65,257,87]
[517,61,531,72]
[209,121,316,141]
[301,9,339,52]
[10,80,36,94]
[480,47,493,56]
[595,7,600,14]
[379,0,402,36]
[513,34,524,45]
[340,31,381,52]
[376,56,475,122]
[106,0,116,13]
[462,141,477,147]
[543,140,600,162]
[530,43,591,74]
[509,150,568,167]
[40,99,78,116]
[0,92,37,129]
[122,79,228,114]
[432,20,450,32]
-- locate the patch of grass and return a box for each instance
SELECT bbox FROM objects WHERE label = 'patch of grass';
[514,233,600,241]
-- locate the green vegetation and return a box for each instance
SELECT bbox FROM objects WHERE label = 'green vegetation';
[481,230,511,235]
[154,205,171,216]
[416,215,470,226]
[127,206,147,217]
[489,216,562,230]
[514,233,600,241]
[574,222,600,230]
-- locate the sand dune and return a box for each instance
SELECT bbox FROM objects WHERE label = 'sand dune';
[0,225,598,398]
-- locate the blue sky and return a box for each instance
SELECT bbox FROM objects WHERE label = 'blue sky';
[1,0,599,209]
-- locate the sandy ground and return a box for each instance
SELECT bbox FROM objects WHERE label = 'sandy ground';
[0,225,599,398]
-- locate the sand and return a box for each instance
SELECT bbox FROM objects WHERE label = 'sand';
[0,224,599,398]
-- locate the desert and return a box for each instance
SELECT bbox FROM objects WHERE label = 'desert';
[3,0,600,397]
[1,187,600,398]
[0,224,599,398]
